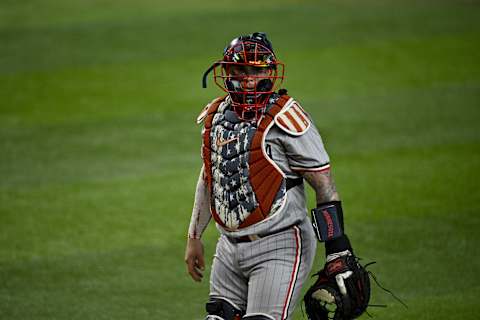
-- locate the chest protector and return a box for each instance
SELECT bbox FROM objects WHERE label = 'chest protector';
[201,95,292,230]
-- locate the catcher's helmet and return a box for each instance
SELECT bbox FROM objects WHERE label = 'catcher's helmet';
[202,32,285,120]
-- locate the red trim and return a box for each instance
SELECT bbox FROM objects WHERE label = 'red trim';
[242,97,289,228]
[291,165,330,173]
[281,227,301,320]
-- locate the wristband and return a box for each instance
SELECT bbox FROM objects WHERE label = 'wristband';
[311,201,344,242]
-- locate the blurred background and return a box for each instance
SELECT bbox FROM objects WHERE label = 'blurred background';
[1,0,479,319]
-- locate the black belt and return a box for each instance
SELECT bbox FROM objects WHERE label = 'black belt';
[226,224,298,244]
[286,177,303,190]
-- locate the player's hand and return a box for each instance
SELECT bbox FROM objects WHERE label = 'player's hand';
[185,237,205,282]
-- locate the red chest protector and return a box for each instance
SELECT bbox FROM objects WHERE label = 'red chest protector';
[200,95,292,230]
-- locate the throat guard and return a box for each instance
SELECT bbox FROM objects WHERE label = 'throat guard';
[201,95,293,230]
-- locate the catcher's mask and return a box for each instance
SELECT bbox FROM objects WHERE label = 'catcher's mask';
[202,32,285,121]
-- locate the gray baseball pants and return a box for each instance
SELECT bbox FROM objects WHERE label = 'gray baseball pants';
[209,218,317,320]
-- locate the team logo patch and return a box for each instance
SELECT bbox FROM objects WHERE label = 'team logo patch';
[274,101,311,135]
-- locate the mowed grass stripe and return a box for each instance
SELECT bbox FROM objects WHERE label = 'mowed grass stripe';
[2,32,478,124]
[1,1,478,74]
[2,84,478,188]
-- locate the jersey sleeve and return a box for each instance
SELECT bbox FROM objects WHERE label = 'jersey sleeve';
[187,165,212,239]
[282,123,331,173]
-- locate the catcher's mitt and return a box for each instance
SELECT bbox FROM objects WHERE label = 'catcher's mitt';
[304,252,371,320]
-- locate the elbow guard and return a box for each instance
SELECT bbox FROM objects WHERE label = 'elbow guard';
[311,201,344,242]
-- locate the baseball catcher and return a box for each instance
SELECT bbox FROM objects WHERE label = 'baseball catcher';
[184,32,370,320]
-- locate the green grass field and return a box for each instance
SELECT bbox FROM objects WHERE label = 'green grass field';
[1,0,479,319]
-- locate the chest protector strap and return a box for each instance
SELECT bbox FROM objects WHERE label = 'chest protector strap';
[202,95,292,229]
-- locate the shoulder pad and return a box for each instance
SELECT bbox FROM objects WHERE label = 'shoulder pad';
[274,100,311,136]
[196,97,224,124]
[196,103,211,124]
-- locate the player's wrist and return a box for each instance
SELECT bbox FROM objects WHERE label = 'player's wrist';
[309,200,353,256]
[326,249,351,263]
[325,234,353,256]
[310,201,344,242]
[187,233,201,240]
[315,200,344,230]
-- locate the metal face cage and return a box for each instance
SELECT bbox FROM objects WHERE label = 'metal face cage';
[203,40,285,121]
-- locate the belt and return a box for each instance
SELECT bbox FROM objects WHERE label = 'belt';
[286,177,303,191]
[226,224,298,244]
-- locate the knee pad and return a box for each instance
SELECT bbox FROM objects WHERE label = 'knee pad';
[242,314,274,320]
[205,316,225,320]
[205,316,227,320]
[205,298,243,320]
